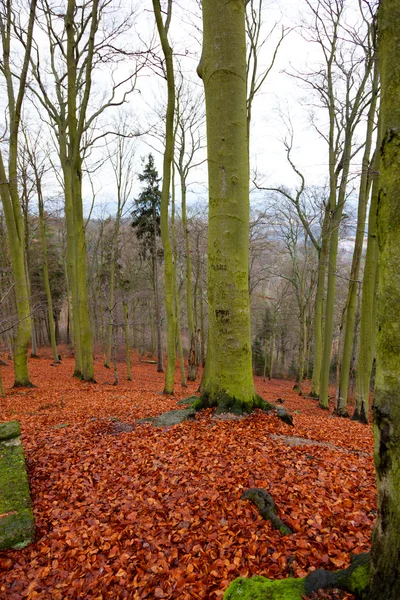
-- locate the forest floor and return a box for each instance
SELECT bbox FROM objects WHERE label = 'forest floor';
[0,351,375,600]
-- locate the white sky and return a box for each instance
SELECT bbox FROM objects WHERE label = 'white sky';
[1,0,371,223]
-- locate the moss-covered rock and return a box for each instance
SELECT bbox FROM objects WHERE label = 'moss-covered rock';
[0,421,35,550]
[0,421,21,441]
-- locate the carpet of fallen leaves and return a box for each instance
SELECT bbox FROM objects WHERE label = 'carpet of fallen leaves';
[0,350,375,600]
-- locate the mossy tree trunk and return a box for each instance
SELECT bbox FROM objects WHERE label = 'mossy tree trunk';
[0,0,37,387]
[368,1,400,596]
[197,0,264,414]
[353,138,380,424]
[66,0,95,381]
[152,0,177,394]
[336,55,379,417]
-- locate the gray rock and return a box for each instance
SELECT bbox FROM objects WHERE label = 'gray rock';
[152,408,196,428]
[176,396,199,406]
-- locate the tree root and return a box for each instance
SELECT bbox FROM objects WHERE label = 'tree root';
[224,552,370,599]
[241,488,293,535]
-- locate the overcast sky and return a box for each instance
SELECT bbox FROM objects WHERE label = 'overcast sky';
[11,0,370,224]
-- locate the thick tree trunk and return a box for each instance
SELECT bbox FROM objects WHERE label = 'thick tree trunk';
[196,0,264,414]
[368,2,400,596]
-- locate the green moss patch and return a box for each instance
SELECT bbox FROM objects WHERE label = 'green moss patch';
[0,421,35,550]
[224,575,306,599]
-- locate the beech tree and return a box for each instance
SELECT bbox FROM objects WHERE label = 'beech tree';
[335,8,379,417]
[152,0,177,394]
[226,0,400,597]
[368,0,400,593]
[196,0,266,413]
[0,0,37,386]
[353,131,380,424]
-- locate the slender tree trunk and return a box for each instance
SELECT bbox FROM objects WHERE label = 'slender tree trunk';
[62,162,82,374]
[295,308,306,395]
[66,0,94,381]
[0,369,4,397]
[337,59,379,416]
[310,207,330,397]
[104,257,115,368]
[153,210,164,372]
[181,178,197,381]
[369,2,400,594]
[37,180,59,364]
[269,321,276,380]
[0,0,37,386]
[123,301,132,381]
[0,157,32,387]
[319,149,352,409]
[196,0,265,413]
[171,166,187,388]
[153,0,177,394]
[105,217,121,368]
[112,322,118,386]
[28,276,37,358]
[353,140,380,423]
[263,335,268,381]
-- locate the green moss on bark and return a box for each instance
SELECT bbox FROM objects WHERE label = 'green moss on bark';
[192,392,275,415]
[224,554,371,599]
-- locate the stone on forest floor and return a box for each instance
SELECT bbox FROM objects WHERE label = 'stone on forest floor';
[0,421,35,550]
[176,396,199,406]
[212,412,246,421]
[136,417,156,424]
[276,407,294,426]
[152,408,196,427]
[111,421,134,434]
[269,433,369,456]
